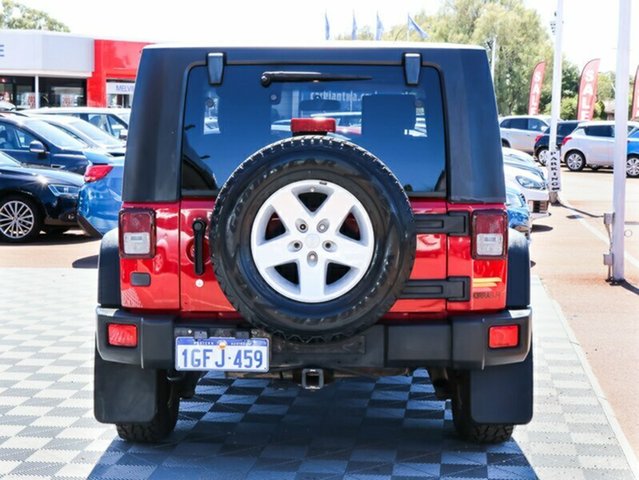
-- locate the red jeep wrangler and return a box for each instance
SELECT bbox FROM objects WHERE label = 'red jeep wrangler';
[94,44,532,444]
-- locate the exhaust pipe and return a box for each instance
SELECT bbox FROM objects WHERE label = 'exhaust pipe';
[301,368,324,390]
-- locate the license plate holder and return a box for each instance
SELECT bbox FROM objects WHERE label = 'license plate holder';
[175,337,269,372]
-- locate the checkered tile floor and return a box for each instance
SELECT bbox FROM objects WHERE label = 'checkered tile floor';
[0,268,636,479]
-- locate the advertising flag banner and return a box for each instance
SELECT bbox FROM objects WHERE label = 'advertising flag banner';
[407,15,428,39]
[577,59,601,121]
[351,13,357,40]
[375,12,384,41]
[324,12,330,41]
[528,61,546,115]
[631,65,639,119]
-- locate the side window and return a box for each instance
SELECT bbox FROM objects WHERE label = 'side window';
[107,115,126,138]
[88,114,109,134]
[528,118,546,132]
[558,123,577,136]
[509,118,528,130]
[585,125,613,137]
[500,119,511,128]
[0,123,35,150]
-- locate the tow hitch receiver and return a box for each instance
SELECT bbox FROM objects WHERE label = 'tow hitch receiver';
[301,368,325,390]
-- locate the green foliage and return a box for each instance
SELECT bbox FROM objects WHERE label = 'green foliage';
[0,0,69,32]
[339,0,552,116]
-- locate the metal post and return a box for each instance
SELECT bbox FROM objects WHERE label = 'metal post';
[490,36,497,82]
[547,0,564,203]
[611,0,631,282]
[34,75,40,109]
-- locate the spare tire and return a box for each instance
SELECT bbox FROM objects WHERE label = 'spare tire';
[210,136,415,343]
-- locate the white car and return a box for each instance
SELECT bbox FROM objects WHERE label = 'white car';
[503,147,546,181]
[504,163,549,220]
[499,115,551,153]
[560,120,639,172]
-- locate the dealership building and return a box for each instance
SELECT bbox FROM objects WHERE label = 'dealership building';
[0,30,148,109]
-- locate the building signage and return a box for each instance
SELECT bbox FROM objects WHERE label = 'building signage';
[106,82,135,95]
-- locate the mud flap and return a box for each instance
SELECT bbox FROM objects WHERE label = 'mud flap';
[94,348,158,424]
[469,349,533,424]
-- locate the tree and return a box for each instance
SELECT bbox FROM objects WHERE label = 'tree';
[0,0,69,32]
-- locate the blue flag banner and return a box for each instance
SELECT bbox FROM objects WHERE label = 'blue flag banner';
[352,13,358,40]
[407,14,428,39]
[375,12,384,41]
[325,12,330,40]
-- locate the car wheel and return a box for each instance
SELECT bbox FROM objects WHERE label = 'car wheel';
[565,151,586,171]
[626,156,639,178]
[501,139,510,148]
[210,136,416,343]
[451,371,514,444]
[536,147,549,166]
[115,372,179,443]
[0,195,43,243]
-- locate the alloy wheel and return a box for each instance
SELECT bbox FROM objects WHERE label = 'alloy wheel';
[0,200,36,240]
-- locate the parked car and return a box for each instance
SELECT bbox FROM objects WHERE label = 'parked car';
[0,151,82,242]
[499,115,551,153]
[503,147,546,180]
[560,120,639,174]
[77,156,123,237]
[504,163,549,220]
[94,44,532,445]
[0,112,96,174]
[532,120,580,165]
[28,107,130,140]
[625,127,639,177]
[27,114,126,157]
[506,186,531,240]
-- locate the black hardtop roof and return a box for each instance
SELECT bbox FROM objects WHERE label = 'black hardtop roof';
[123,42,505,204]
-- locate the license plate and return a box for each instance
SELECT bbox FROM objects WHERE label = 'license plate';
[175,337,269,372]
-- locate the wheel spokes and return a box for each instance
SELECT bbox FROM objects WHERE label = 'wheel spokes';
[315,189,356,232]
[298,259,326,300]
[268,188,311,232]
[252,233,299,269]
[328,236,371,271]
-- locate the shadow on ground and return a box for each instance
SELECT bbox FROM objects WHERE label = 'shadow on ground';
[89,372,534,479]
[73,255,99,269]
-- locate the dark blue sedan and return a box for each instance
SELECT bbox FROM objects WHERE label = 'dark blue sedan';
[0,152,83,242]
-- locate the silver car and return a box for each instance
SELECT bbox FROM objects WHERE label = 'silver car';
[499,115,550,153]
[560,120,639,172]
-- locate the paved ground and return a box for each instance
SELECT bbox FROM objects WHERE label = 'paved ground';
[0,268,637,479]
[531,167,639,458]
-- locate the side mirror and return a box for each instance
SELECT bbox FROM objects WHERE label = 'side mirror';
[29,140,46,154]
[118,129,128,141]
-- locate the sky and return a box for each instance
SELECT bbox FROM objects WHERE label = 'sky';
[14,0,639,73]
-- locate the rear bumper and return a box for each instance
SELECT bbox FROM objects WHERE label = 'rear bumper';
[96,308,532,371]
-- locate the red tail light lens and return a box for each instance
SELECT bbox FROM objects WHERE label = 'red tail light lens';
[534,134,542,144]
[472,210,508,259]
[119,208,156,258]
[84,164,113,182]
[561,135,572,146]
[108,323,138,347]
[291,118,336,135]
[489,325,519,349]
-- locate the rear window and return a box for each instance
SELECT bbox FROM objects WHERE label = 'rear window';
[584,125,613,137]
[181,64,446,196]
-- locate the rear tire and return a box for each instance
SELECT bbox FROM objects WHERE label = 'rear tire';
[565,150,586,171]
[626,155,639,178]
[536,147,549,166]
[451,372,514,444]
[115,373,179,443]
[501,139,510,148]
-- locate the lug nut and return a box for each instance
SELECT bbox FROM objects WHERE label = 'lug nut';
[307,251,318,266]
[291,241,302,251]
[299,223,307,232]
[317,220,329,233]
[323,241,332,250]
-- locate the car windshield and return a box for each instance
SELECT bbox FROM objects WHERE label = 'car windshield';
[629,127,639,139]
[70,119,123,146]
[182,64,446,195]
[23,119,87,149]
[116,112,130,124]
[0,151,20,166]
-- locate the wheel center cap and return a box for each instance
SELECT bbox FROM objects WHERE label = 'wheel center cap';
[305,234,320,249]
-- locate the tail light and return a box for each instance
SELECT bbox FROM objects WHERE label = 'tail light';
[107,323,138,347]
[472,210,508,259]
[119,208,156,258]
[488,325,519,348]
[84,164,113,182]
[561,135,572,146]
[534,134,542,144]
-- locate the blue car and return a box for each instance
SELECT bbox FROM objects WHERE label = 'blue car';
[625,127,639,177]
[77,155,123,237]
[506,186,531,240]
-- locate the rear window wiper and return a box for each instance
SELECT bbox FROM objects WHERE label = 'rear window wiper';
[260,71,371,87]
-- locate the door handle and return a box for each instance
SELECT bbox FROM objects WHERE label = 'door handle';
[192,219,206,276]
[51,164,63,169]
